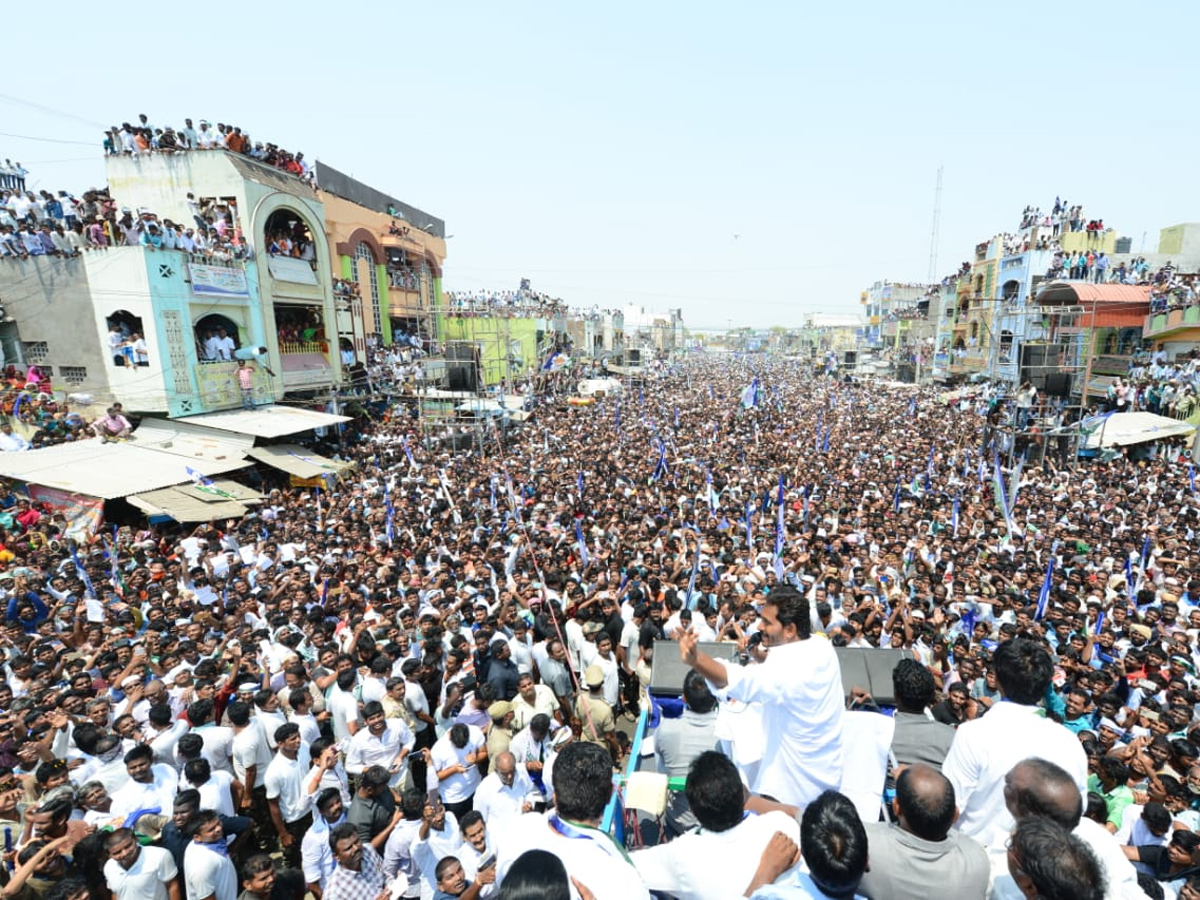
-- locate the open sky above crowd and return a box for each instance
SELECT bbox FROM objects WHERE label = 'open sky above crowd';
[3,1,1199,329]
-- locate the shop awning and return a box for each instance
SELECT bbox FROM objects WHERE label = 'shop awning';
[127,486,250,522]
[177,405,350,439]
[1081,411,1196,448]
[131,418,255,462]
[245,444,353,479]
[0,441,249,499]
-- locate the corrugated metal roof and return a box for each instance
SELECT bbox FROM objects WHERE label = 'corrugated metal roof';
[176,405,350,438]
[0,441,250,499]
[131,418,255,462]
[246,444,352,479]
[127,487,248,522]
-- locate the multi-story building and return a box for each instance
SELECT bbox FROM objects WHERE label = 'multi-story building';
[0,149,448,418]
[316,163,446,355]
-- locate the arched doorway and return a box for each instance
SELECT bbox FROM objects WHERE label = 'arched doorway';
[195,313,241,362]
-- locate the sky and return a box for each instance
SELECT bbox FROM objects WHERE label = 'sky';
[3,2,1199,330]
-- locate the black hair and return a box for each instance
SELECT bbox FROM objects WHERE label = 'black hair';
[892,658,935,712]
[800,791,868,898]
[684,751,744,833]
[764,585,812,639]
[496,849,571,900]
[682,670,717,714]
[551,741,613,822]
[459,810,484,832]
[241,853,275,879]
[993,637,1054,705]
[274,722,300,745]
[1009,817,1105,900]
[328,821,358,853]
[226,700,251,727]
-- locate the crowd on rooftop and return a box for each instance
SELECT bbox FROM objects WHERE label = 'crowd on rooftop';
[0,356,1185,898]
[103,115,315,185]
[0,179,251,264]
[445,287,570,319]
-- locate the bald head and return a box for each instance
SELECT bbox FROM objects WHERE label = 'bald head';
[495,752,516,776]
[1004,758,1083,830]
[895,764,956,841]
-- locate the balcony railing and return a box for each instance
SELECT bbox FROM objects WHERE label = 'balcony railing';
[279,341,326,355]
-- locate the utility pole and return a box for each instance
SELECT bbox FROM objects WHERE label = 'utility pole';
[927,164,943,282]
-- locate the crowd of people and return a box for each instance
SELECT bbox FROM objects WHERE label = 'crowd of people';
[0,357,1192,898]
[0,184,251,264]
[445,289,570,319]
[103,115,315,186]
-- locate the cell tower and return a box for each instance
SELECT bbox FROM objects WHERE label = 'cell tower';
[927,164,943,282]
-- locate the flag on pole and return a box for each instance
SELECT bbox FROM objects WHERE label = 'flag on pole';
[893,477,901,513]
[952,492,960,537]
[684,535,702,607]
[575,518,590,570]
[1190,463,1196,494]
[773,475,786,580]
[745,500,753,550]
[70,545,96,599]
[577,471,585,500]
[1035,542,1058,620]
[992,450,1014,538]
[705,468,718,514]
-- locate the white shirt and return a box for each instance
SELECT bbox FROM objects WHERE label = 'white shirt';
[193,769,236,817]
[411,813,463,897]
[382,817,422,896]
[344,722,414,776]
[301,814,344,892]
[430,726,486,803]
[264,743,314,824]
[497,811,650,900]
[633,810,800,900]
[510,685,558,732]
[328,685,361,742]
[103,844,177,900]
[231,722,272,789]
[943,700,1088,851]
[192,724,235,775]
[110,765,179,816]
[473,765,535,832]
[988,817,1145,900]
[184,840,237,900]
[711,636,845,808]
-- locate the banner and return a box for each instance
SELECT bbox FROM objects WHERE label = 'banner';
[189,263,250,298]
[14,484,103,542]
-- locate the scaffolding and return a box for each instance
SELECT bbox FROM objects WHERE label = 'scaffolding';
[411,311,566,452]
[975,302,1098,468]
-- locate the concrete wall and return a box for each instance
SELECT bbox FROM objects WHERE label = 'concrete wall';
[438,316,540,386]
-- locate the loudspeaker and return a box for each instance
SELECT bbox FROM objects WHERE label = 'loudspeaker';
[649,640,740,696]
[447,365,477,393]
[446,344,477,362]
[1044,372,1072,397]
[834,648,907,706]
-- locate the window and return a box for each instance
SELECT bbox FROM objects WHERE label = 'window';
[264,209,316,265]
[106,310,148,368]
[356,243,382,337]
[20,342,48,364]
[194,314,241,363]
[59,366,87,385]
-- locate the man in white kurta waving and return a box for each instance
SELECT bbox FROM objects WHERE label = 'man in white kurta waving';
[680,585,844,808]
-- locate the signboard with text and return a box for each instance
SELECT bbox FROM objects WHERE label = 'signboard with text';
[190,264,250,298]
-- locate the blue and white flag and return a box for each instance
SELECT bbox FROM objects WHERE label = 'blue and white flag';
[893,477,901,513]
[952,492,960,537]
[745,500,753,550]
[685,536,702,607]
[705,468,718,514]
[651,439,668,482]
[740,378,760,409]
[575,519,590,570]
[1035,542,1058,620]
[402,439,416,469]
[70,545,96,599]
[577,471,585,499]
[1190,464,1196,494]
[773,475,786,580]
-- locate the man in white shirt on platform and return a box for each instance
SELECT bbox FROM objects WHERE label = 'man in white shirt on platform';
[680,586,844,808]
[942,637,1088,851]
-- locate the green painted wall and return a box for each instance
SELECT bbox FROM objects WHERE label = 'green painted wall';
[377,264,392,345]
[437,315,539,386]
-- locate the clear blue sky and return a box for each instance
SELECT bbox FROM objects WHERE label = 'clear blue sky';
[4,2,1197,329]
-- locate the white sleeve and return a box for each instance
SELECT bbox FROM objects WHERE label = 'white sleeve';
[300,832,325,885]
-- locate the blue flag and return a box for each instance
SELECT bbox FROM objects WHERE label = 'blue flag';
[952,492,960,537]
[70,545,97,599]
[577,471,585,499]
[773,475,786,579]
[575,519,590,570]
[1035,543,1057,620]
[745,500,753,550]
[893,477,901,513]
[1191,464,1196,494]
